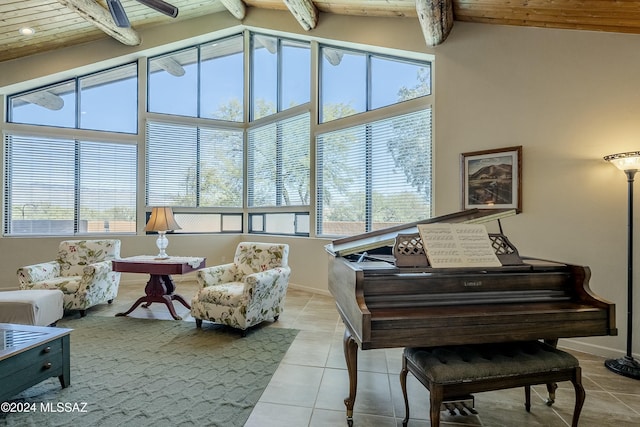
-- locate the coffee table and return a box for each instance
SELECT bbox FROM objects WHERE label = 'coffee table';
[112,256,206,320]
[0,323,72,402]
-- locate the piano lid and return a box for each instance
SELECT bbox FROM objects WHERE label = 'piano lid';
[326,208,517,257]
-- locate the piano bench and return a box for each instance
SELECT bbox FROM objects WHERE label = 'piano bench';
[400,341,585,427]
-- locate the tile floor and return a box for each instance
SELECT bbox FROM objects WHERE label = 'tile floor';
[89,280,640,426]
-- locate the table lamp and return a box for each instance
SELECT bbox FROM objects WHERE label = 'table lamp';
[603,151,640,379]
[144,207,181,259]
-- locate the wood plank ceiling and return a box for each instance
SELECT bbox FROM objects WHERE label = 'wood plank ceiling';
[2,0,640,64]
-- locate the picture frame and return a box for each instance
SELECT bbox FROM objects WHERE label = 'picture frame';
[461,145,522,213]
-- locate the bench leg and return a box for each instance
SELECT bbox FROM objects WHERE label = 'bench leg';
[430,385,443,427]
[400,357,410,427]
[571,367,585,427]
[524,385,531,412]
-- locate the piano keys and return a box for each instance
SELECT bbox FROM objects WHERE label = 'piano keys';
[326,209,616,425]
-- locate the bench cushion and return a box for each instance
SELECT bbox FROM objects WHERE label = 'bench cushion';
[404,341,579,385]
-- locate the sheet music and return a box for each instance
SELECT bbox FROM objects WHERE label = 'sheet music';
[417,223,502,268]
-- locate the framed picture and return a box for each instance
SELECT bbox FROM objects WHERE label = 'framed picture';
[461,145,522,213]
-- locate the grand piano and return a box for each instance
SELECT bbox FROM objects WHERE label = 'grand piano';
[326,209,616,425]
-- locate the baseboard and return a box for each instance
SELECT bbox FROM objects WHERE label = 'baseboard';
[288,282,331,297]
[559,338,631,359]
[118,277,332,297]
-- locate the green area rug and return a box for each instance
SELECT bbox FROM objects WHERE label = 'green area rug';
[0,316,298,427]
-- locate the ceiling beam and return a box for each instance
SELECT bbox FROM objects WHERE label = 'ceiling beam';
[282,0,318,31]
[416,0,454,46]
[155,57,185,76]
[20,92,65,111]
[56,0,142,46]
[220,0,246,20]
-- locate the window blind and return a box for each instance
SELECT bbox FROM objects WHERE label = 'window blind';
[316,108,432,237]
[4,133,136,236]
[79,141,137,233]
[146,121,243,207]
[247,113,310,207]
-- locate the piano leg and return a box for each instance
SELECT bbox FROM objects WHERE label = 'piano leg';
[544,338,559,405]
[343,328,359,426]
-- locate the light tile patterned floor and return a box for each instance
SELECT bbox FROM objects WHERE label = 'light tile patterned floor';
[90,281,640,426]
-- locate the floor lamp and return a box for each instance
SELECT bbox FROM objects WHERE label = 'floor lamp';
[604,152,640,380]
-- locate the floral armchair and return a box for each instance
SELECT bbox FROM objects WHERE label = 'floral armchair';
[191,242,291,336]
[17,240,121,317]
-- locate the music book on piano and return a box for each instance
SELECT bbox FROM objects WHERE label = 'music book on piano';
[417,223,502,268]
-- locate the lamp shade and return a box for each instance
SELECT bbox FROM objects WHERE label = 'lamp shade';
[144,207,181,232]
[604,152,640,172]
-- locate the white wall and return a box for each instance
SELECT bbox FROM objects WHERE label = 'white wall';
[0,234,330,295]
[1,10,639,359]
[434,22,640,358]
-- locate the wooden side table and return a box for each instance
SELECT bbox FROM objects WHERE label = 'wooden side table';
[112,256,205,320]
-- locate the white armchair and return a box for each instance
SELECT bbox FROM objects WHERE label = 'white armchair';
[17,240,121,317]
[190,242,291,336]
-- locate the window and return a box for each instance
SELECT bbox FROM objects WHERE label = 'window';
[248,113,310,207]
[9,80,76,128]
[148,47,198,117]
[200,37,244,121]
[148,35,244,121]
[249,212,310,235]
[247,112,311,235]
[320,48,366,122]
[169,213,242,233]
[146,121,243,208]
[6,30,433,238]
[3,134,137,236]
[320,46,431,123]
[8,64,138,134]
[251,34,310,120]
[316,109,432,236]
[79,64,138,133]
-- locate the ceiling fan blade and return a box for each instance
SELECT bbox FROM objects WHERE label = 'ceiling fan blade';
[107,0,131,28]
[136,0,179,18]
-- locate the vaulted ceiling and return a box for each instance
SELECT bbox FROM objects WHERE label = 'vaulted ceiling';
[3,0,640,64]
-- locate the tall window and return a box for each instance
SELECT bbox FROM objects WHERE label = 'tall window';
[316,109,432,236]
[8,63,138,133]
[5,30,433,238]
[320,46,431,123]
[3,134,136,235]
[251,34,310,120]
[148,35,244,121]
[248,34,311,235]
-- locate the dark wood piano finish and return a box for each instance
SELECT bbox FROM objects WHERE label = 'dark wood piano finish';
[326,210,616,425]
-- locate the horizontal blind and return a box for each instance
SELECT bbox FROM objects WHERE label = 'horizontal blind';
[146,121,198,206]
[4,134,75,235]
[4,133,137,236]
[247,112,310,207]
[316,125,368,236]
[79,141,137,233]
[370,108,432,228]
[147,121,243,207]
[199,127,243,207]
[316,108,432,237]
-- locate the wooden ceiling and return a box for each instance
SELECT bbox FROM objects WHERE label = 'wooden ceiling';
[2,0,640,64]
